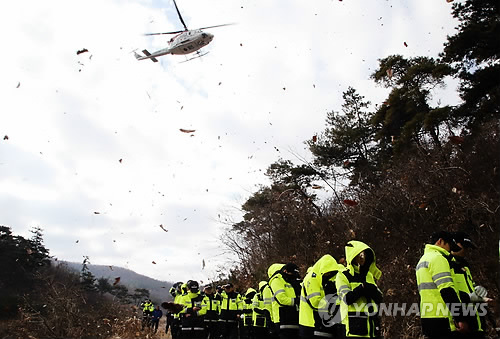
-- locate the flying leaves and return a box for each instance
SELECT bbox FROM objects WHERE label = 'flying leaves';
[159,224,168,233]
[343,199,358,206]
[76,48,89,55]
[152,261,156,264]
[180,128,196,133]
[161,302,184,313]
[202,259,206,269]
[113,277,121,286]
[449,135,464,144]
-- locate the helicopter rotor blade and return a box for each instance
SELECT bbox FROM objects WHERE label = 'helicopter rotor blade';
[144,30,186,36]
[173,0,188,31]
[196,23,235,30]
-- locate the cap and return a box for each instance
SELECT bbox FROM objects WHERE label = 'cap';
[282,263,300,275]
[204,284,213,290]
[452,232,477,249]
[430,231,461,252]
[187,280,199,290]
[224,283,233,288]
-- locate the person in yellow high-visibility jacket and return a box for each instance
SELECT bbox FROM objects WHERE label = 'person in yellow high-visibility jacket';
[269,262,302,339]
[416,231,468,339]
[253,281,272,338]
[241,288,257,339]
[267,263,284,338]
[336,241,383,338]
[218,282,243,339]
[451,231,491,339]
[178,280,207,339]
[299,254,343,339]
[201,284,221,339]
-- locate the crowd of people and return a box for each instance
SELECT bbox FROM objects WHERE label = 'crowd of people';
[142,231,492,339]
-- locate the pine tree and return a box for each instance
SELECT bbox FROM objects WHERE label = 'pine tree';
[29,226,50,268]
[441,0,500,127]
[308,87,378,186]
[80,256,97,292]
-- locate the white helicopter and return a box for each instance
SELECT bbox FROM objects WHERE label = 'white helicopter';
[135,0,232,62]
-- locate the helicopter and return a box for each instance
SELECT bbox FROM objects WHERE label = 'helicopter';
[135,0,232,62]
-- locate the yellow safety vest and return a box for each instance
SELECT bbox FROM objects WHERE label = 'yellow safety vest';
[416,244,458,331]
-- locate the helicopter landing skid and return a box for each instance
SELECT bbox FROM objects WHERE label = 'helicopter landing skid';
[180,51,209,63]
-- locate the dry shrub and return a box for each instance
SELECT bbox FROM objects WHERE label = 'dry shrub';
[0,264,144,339]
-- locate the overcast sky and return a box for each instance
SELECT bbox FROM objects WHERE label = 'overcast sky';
[0,0,461,284]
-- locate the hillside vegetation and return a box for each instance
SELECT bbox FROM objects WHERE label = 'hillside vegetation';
[221,1,500,338]
[62,261,173,304]
[0,227,166,338]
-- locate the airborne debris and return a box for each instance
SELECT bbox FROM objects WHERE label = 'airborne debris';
[403,42,408,47]
[152,261,157,264]
[161,302,184,313]
[159,224,168,233]
[180,128,196,133]
[202,259,206,269]
[16,82,20,88]
[343,199,358,206]
[449,135,464,144]
[94,211,100,214]
[3,135,8,140]
[113,277,121,286]
[76,48,89,55]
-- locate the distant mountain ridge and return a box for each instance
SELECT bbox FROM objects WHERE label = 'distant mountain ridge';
[61,261,173,304]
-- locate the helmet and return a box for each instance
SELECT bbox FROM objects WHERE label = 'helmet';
[187,280,199,292]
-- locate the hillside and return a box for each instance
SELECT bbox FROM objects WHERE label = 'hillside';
[61,261,173,304]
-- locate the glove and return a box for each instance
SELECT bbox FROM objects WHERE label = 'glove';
[345,285,364,305]
[474,286,488,298]
[363,283,383,304]
[469,292,484,302]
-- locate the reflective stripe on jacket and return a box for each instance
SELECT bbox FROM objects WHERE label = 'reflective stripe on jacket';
[451,257,483,332]
[270,274,298,327]
[202,294,221,320]
[416,244,457,331]
[219,292,243,321]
